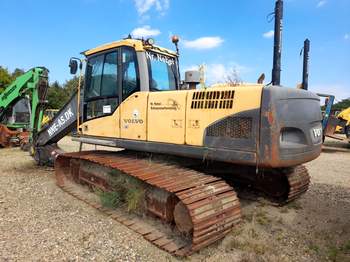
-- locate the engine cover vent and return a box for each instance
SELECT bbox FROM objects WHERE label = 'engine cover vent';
[191,90,234,109]
[207,117,252,139]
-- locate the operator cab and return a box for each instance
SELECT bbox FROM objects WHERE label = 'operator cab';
[72,38,180,121]
[1,98,30,126]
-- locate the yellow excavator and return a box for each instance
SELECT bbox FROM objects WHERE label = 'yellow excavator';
[336,107,350,138]
[41,109,59,127]
[32,0,322,256]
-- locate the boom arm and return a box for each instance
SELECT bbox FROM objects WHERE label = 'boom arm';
[33,90,80,165]
[0,67,49,130]
[317,93,335,131]
[34,90,79,147]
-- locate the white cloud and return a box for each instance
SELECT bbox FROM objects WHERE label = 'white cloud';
[310,84,350,100]
[134,0,169,16]
[131,25,161,38]
[317,0,327,8]
[263,30,274,39]
[344,34,349,40]
[183,63,250,85]
[183,37,224,50]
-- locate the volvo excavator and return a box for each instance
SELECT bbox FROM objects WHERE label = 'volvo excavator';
[0,67,48,148]
[32,0,322,256]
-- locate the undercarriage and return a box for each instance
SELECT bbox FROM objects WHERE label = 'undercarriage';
[54,150,310,256]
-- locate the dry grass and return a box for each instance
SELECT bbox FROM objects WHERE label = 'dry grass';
[97,170,146,212]
[255,209,271,226]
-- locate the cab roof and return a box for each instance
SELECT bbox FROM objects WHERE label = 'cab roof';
[83,38,177,57]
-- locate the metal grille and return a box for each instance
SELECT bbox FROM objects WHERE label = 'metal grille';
[191,90,234,109]
[207,117,252,139]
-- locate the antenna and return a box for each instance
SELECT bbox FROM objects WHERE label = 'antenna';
[271,0,283,86]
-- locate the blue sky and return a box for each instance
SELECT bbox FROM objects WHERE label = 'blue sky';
[0,0,349,99]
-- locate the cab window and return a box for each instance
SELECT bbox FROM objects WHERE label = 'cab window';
[122,47,139,100]
[146,51,177,91]
[85,51,118,120]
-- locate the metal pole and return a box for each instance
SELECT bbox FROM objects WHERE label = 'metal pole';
[302,39,310,90]
[272,0,283,86]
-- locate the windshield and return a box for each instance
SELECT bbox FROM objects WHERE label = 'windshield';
[2,98,30,124]
[146,51,178,91]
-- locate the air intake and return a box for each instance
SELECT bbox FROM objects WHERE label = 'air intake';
[191,90,234,109]
[207,117,252,139]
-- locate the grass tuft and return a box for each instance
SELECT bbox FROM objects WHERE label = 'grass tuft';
[255,209,271,226]
[327,246,339,262]
[126,185,145,212]
[97,190,123,208]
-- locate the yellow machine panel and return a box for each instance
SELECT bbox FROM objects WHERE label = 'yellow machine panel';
[81,108,120,138]
[81,85,264,145]
[338,107,350,125]
[186,85,263,146]
[148,91,187,144]
[120,92,148,140]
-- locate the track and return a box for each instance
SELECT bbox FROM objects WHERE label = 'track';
[197,163,310,205]
[55,151,241,256]
[285,165,310,202]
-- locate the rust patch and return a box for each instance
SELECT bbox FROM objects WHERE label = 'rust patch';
[0,124,23,148]
[266,110,275,125]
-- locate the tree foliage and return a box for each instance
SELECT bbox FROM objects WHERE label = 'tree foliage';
[47,76,82,109]
[0,67,24,93]
[11,68,25,79]
[331,98,350,111]
[0,67,12,93]
[0,66,82,111]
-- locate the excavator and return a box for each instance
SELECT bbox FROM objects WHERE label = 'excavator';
[337,107,350,139]
[0,67,48,148]
[317,94,350,142]
[31,0,322,256]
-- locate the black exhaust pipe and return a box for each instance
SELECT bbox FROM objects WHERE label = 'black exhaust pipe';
[301,39,310,90]
[272,0,283,86]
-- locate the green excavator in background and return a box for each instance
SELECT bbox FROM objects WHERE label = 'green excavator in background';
[0,67,49,148]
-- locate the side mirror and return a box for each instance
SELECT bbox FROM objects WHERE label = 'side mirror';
[69,59,78,75]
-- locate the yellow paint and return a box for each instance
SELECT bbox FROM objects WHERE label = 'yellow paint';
[81,108,120,138]
[42,109,59,126]
[84,39,177,57]
[337,107,350,125]
[335,107,350,132]
[80,84,263,146]
[120,92,148,140]
[148,91,187,144]
[186,85,263,145]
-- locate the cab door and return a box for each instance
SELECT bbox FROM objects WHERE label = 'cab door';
[119,47,147,140]
[80,49,121,138]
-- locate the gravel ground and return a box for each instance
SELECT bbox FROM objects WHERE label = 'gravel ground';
[0,137,349,261]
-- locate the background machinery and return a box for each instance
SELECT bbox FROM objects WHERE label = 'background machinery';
[0,67,48,148]
[337,107,350,138]
[317,93,350,142]
[42,109,59,127]
[32,0,322,255]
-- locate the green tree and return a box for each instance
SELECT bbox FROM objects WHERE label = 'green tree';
[46,76,83,109]
[47,81,67,109]
[11,68,25,79]
[332,98,350,111]
[0,66,13,93]
[62,76,82,97]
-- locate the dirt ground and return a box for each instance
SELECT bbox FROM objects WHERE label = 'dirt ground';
[0,137,349,262]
